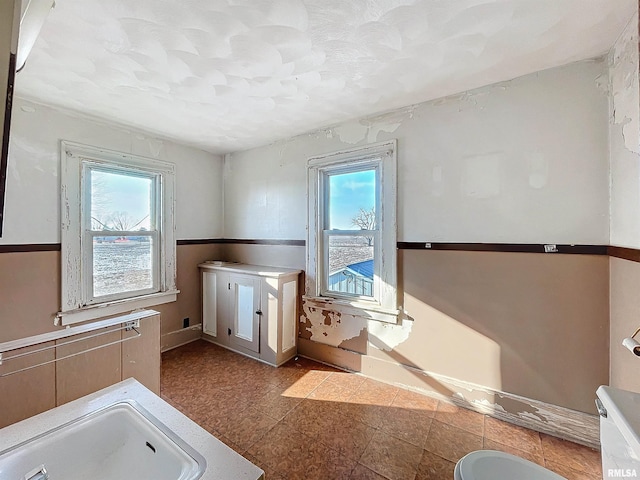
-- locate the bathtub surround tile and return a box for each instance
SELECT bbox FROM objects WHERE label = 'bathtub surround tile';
[161,341,604,480]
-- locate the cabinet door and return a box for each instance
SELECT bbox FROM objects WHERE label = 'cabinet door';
[202,270,217,337]
[230,274,261,353]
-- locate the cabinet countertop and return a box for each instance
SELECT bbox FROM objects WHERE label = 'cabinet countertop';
[198,262,301,277]
[0,378,264,480]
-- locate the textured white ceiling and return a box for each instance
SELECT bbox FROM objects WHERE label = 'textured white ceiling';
[14,0,636,154]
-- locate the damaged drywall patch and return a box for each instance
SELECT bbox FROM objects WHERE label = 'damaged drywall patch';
[301,302,366,347]
[461,152,504,198]
[332,122,369,145]
[527,151,549,189]
[609,12,640,154]
[367,318,413,350]
[330,107,411,144]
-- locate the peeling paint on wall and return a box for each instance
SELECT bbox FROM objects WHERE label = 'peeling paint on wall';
[301,302,366,347]
[371,358,600,448]
[609,12,640,154]
[330,107,410,145]
[367,318,413,351]
[332,122,369,145]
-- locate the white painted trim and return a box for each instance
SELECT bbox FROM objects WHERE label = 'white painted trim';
[56,291,178,326]
[363,353,601,448]
[302,295,399,323]
[1,310,159,353]
[59,141,177,325]
[160,324,203,353]
[307,140,397,319]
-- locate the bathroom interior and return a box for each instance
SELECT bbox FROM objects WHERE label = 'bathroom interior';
[0,1,640,479]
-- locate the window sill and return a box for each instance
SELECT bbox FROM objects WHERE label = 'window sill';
[56,290,179,326]
[302,295,399,324]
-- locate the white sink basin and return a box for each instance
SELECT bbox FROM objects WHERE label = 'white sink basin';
[0,401,206,480]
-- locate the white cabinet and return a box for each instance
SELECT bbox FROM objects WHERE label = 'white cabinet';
[199,263,301,366]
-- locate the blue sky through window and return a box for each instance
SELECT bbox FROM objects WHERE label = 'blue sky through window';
[91,169,152,231]
[328,169,376,230]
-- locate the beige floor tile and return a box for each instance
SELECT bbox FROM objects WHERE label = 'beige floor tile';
[350,463,389,479]
[326,371,368,391]
[351,378,400,406]
[434,401,485,436]
[246,422,313,474]
[415,451,456,480]
[163,341,606,480]
[252,387,304,420]
[313,414,377,461]
[424,420,483,463]
[281,369,333,398]
[545,460,602,480]
[484,416,543,458]
[360,430,424,480]
[340,402,389,429]
[215,406,278,452]
[392,389,439,416]
[541,434,602,474]
[379,405,433,448]
[483,438,544,465]
[308,379,355,402]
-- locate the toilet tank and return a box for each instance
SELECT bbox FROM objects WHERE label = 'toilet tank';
[596,386,640,479]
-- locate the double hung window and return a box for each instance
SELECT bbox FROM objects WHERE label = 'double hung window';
[59,142,177,325]
[307,140,397,321]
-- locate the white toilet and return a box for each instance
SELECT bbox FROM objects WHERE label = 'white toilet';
[454,385,640,480]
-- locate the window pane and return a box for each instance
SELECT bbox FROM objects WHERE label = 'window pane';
[93,237,154,297]
[328,169,376,230]
[91,169,153,231]
[327,235,374,297]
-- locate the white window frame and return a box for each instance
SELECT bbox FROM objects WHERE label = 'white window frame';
[58,141,178,326]
[306,140,398,323]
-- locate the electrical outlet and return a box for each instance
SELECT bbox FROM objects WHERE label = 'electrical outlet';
[544,244,558,253]
[183,317,190,328]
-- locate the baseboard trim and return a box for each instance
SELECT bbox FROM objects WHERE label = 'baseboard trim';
[298,338,599,449]
[160,324,202,352]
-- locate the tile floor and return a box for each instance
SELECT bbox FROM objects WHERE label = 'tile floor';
[161,340,602,480]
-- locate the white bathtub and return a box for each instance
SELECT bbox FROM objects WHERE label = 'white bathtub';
[0,379,264,480]
[0,401,206,480]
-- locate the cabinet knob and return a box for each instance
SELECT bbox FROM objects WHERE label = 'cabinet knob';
[255,310,263,316]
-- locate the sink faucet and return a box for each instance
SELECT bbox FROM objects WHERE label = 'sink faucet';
[25,465,49,480]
